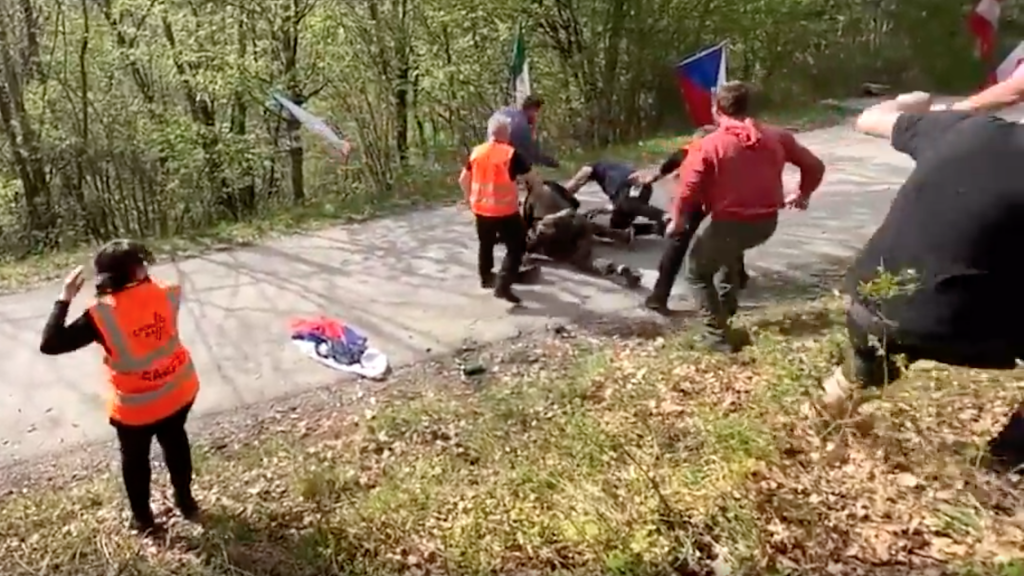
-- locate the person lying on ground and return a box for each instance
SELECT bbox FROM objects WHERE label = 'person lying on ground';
[525,199,642,288]
[522,178,634,247]
[826,90,1024,473]
[561,160,670,238]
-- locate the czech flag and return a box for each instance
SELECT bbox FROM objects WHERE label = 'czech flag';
[675,42,727,127]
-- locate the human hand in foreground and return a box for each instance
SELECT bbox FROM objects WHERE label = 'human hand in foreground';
[785,191,810,211]
[663,218,678,236]
[893,91,933,113]
[60,266,85,302]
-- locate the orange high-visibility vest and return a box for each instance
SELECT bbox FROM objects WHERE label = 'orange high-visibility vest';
[468,141,520,217]
[683,135,704,157]
[676,136,706,180]
[88,280,199,426]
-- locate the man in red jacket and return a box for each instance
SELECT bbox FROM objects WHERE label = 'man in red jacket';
[646,82,826,352]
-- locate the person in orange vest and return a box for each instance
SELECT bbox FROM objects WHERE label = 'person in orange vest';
[459,114,544,304]
[39,239,200,535]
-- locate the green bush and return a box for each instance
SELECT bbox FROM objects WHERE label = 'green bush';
[0,0,982,254]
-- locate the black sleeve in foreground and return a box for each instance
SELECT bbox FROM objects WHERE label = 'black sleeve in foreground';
[39,302,101,355]
[659,150,685,176]
[509,150,533,179]
[891,111,974,160]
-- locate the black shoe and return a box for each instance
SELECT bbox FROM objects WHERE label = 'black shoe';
[131,516,162,536]
[515,265,542,285]
[618,266,641,289]
[700,334,738,354]
[176,495,201,522]
[644,295,672,315]
[984,424,1024,474]
[480,272,496,289]
[494,285,522,305]
[656,218,670,237]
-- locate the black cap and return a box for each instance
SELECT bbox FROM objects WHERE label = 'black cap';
[94,239,152,276]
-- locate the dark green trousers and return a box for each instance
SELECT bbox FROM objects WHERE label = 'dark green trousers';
[684,216,777,336]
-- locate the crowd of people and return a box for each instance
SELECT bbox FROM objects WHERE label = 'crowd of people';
[470,85,826,352]
[36,78,1024,538]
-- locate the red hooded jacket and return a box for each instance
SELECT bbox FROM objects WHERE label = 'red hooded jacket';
[673,116,825,221]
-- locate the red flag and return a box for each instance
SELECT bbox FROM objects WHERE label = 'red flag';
[969,0,1002,85]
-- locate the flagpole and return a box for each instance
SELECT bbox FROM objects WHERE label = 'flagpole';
[678,40,729,67]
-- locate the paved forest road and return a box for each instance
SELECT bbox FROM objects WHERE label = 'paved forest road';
[4,102,1021,466]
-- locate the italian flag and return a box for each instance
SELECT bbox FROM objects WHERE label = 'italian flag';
[969,0,1002,85]
[510,24,531,106]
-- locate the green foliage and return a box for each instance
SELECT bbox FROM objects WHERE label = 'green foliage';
[0,0,983,257]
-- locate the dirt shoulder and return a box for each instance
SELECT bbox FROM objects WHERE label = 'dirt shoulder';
[2,290,1022,575]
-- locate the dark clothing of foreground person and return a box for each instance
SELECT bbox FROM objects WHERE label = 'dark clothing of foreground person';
[645,83,825,352]
[524,182,641,287]
[830,95,1024,471]
[38,239,201,535]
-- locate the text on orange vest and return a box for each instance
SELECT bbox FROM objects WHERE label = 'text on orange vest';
[89,280,199,426]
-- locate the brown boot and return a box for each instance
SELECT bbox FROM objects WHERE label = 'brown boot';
[820,366,865,419]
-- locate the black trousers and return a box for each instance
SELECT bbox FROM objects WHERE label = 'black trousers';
[844,301,1024,468]
[650,208,749,302]
[609,185,666,235]
[475,214,526,283]
[112,402,195,522]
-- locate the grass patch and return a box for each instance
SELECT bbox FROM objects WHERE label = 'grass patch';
[2,296,1021,575]
[0,102,854,292]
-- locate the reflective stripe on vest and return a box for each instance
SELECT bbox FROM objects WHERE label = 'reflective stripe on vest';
[92,287,182,373]
[116,358,196,406]
[469,182,517,206]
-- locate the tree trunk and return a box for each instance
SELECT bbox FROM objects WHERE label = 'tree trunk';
[0,9,50,237]
[232,18,256,214]
[393,0,410,165]
[282,2,304,203]
[17,0,40,80]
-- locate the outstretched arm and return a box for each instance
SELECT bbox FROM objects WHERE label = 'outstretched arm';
[854,91,932,139]
[950,73,1024,112]
[780,131,825,205]
[563,165,594,195]
[628,149,686,186]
